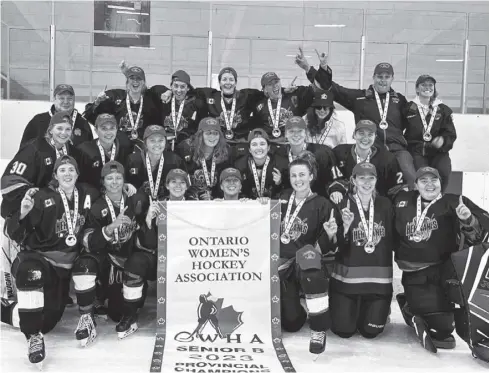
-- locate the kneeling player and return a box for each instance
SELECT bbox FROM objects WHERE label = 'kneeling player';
[278,154,337,354]
[330,163,394,339]
[394,167,488,353]
[3,156,96,366]
[72,161,144,346]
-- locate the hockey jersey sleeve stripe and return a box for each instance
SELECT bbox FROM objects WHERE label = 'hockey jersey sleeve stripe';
[135,236,155,253]
[1,175,32,195]
[43,251,78,270]
[331,263,393,284]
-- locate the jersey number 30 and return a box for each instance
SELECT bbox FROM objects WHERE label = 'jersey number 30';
[10,161,27,176]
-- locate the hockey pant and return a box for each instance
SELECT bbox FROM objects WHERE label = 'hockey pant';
[330,291,392,339]
[72,253,126,322]
[121,251,157,318]
[401,264,454,340]
[10,251,70,338]
[279,247,330,333]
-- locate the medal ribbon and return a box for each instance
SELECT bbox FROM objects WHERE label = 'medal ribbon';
[313,119,334,145]
[268,97,282,131]
[374,91,389,125]
[283,191,310,236]
[288,144,307,163]
[50,139,68,159]
[415,194,442,234]
[146,153,165,201]
[201,157,216,187]
[97,140,116,165]
[354,194,375,244]
[221,95,236,132]
[105,195,125,243]
[58,188,79,239]
[355,147,371,164]
[126,94,144,131]
[250,156,270,197]
[417,103,438,139]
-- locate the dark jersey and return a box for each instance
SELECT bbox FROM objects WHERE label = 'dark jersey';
[234,153,288,199]
[1,138,78,219]
[404,100,457,157]
[196,88,264,141]
[5,183,98,270]
[331,144,403,198]
[278,189,337,259]
[393,191,489,272]
[75,139,131,189]
[332,195,394,295]
[307,66,409,152]
[20,105,94,149]
[275,143,337,198]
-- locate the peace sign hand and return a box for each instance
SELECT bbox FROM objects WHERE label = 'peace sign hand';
[314,49,329,70]
[295,47,311,72]
[456,195,472,221]
[323,209,338,238]
[272,168,282,186]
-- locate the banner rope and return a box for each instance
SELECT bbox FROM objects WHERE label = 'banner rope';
[156,201,282,232]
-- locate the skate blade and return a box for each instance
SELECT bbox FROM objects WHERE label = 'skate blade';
[32,361,43,371]
[117,324,138,339]
[312,353,321,362]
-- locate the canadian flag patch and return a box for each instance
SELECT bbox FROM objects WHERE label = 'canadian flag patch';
[397,201,407,207]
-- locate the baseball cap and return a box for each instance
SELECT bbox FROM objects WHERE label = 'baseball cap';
[247,128,269,143]
[198,117,221,133]
[143,125,166,141]
[285,116,306,131]
[220,168,242,183]
[415,166,440,180]
[166,168,190,187]
[311,91,334,108]
[125,66,146,81]
[352,162,377,177]
[95,113,117,128]
[101,160,125,179]
[171,70,192,86]
[355,119,377,133]
[261,72,280,87]
[218,67,237,82]
[54,155,79,174]
[374,62,394,76]
[54,84,75,96]
[416,75,437,87]
[49,111,73,127]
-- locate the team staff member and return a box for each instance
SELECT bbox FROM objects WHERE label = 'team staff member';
[304,90,346,148]
[234,129,288,199]
[394,167,489,353]
[20,84,93,148]
[404,75,456,192]
[275,117,336,198]
[329,119,404,204]
[278,154,337,355]
[330,162,394,340]
[298,51,416,190]
[3,156,97,366]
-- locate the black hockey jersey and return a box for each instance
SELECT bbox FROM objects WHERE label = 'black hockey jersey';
[331,144,403,198]
[279,189,337,259]
[75,138,131,189]
[5,183,99,270]
[332,194,394,295]
[1,138,79,219]
[394,191,489,272]
[20,105,94,149]
[234,153,289,199]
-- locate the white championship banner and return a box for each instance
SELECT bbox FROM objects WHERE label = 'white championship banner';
[150,200,295,373]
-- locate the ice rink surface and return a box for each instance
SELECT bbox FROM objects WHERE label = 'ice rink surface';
[1,286,488,373]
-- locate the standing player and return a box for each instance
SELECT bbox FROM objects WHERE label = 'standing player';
[20,84,93,148]
[278,154,337,354]
[329,119,404,204]
[330,162,394,339]
[72,161,144,345]
[2,156,97,366]
[394,167,489,353]
[404,75,456,192]
[304,90,346,148]
[274,116,336,198]
[297,50,416,189]
[234,129,288,199]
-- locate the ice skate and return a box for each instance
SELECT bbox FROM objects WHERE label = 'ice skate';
[431,333,456,349]
[472,339,489,361]
[116,314,138,339]
[412,316,437,353]
[27,332,45,369]
[74,313,97,347]
[309,330,326,358]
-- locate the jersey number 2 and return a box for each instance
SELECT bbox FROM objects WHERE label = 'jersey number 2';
[396,172,404,184]
[10,161,27,176]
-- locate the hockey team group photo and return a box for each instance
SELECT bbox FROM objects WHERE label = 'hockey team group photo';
[1,1,489,372]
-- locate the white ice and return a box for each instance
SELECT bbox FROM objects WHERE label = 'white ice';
[1,285,488,373]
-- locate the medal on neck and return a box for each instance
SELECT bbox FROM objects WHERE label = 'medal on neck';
[281,191,310,244]
[58,188,79,247]
[412,194,442,242]
[146,153,164,201]
[354,194,375,253]
[355,146,371,164]
[97,140,116,165]
[268,97,282,138]
[50,139,68,159]
[201,157,216,187]
[171,96,185,149]
[416,102,438,142]
[221,95,236,140]
[126,94,144,140]
[375,91,389,130]
[105,194,125,243]
[250,156,270,197]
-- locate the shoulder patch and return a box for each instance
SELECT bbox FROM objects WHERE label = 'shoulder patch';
[130,168,138,175]
[207,98,214,104]
[257,103,263,111]
[397,201,407,208]
[44,157,52,166]
[115,99,122,105]
[74,128,81,136]
[44,198,55,207]
[101,208,108,217]
[92,160,100,168]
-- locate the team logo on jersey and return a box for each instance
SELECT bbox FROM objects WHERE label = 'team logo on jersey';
[435,113,442,120]
[115,99,122,105]
[392,97,399,104]
[44,157,52,165]
[267,108,293,128]
[218,110,242,129]
[56,212,86,237]
[405,215,439,242]
[352,221,385,246]
[74,129,81,136]
[280,217,308,242]
[92,161,100,168]
[130,168,137,175]
[164,115,188,132]
[101,208,108,217]
[120,111,144,132]
[192,169,217,189]
[44,198,55,207]
[207,98,214,104]
[397,201,407,207]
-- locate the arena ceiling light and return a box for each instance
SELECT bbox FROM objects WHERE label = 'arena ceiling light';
[314,24,346,28]
[436,59,463,62]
